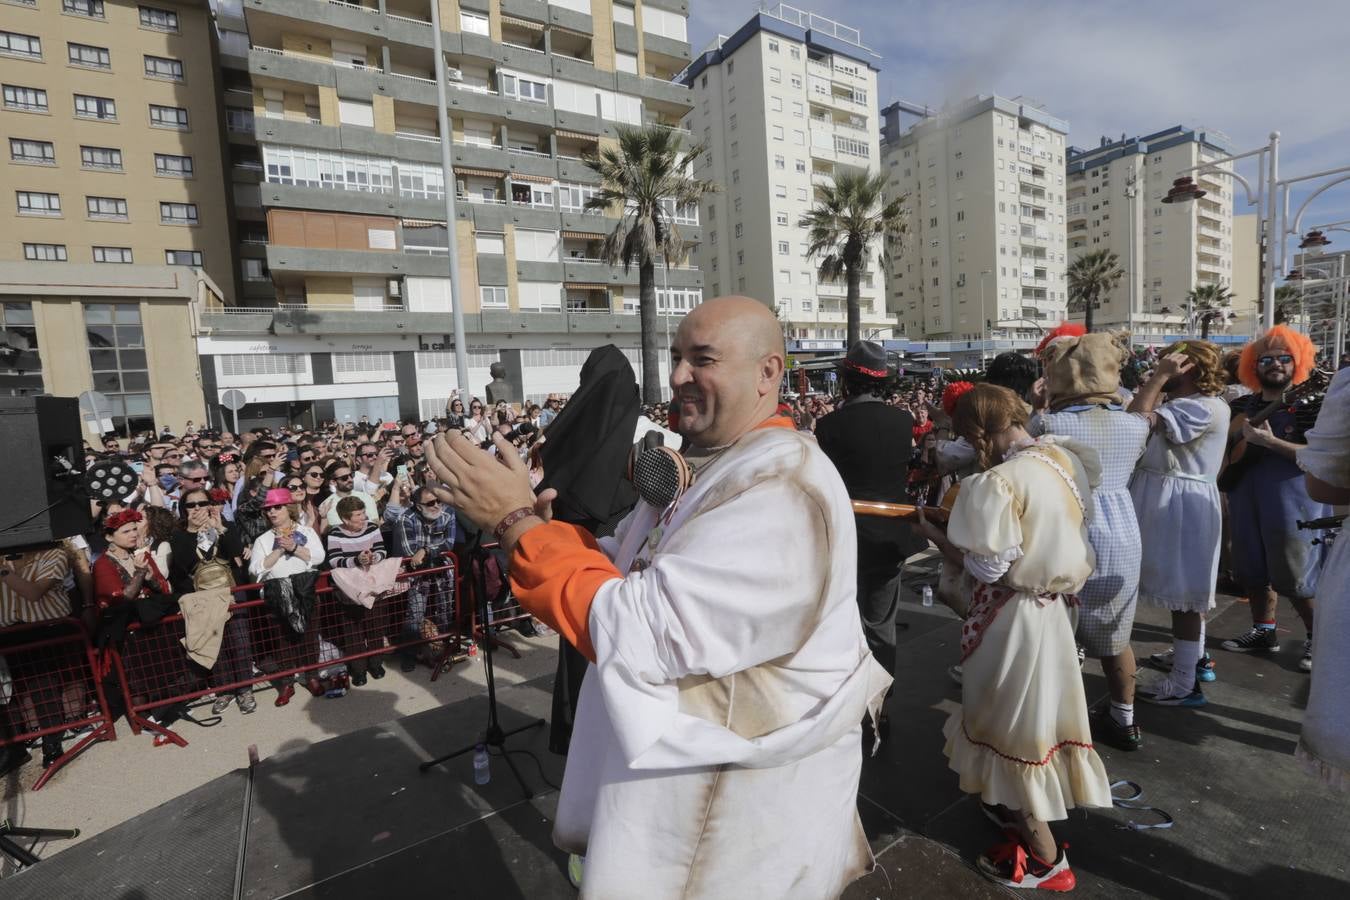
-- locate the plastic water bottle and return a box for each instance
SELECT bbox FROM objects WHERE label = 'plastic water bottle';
[473,743,491,785]
[921,585,934,608]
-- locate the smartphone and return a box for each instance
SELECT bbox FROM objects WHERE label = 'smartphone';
[396,464,408,481]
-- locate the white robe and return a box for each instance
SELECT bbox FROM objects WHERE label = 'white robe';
[555,425,891,899]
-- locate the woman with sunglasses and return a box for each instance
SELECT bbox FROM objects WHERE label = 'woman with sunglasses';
[168,488,257,714]
[299,464,331,537]
[283,475,322,538]
[446,398,467,430]
[465,400,489,445]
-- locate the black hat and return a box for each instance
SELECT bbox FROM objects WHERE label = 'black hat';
[840,341,890,380]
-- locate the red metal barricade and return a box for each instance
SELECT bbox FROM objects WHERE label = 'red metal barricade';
[108,558,470,747]
[463,543,539,659]
[0,617,118,790]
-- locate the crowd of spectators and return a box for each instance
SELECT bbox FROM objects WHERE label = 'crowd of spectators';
[0,391,563,777]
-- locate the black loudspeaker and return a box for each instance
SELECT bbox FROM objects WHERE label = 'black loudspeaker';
[0,397,91,551]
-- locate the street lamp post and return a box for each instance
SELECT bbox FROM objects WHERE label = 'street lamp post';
[979,269,992,365]
[1165,131,1350,331]
[428,0,471,401]
[1124,166,1139,334]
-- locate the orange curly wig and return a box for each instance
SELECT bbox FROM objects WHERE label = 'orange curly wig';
[1237,325,1316,391]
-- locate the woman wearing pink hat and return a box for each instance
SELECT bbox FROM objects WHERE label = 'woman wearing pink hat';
[249,487,325,705]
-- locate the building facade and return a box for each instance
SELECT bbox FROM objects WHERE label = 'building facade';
[204,0,702,422]
[679,5,894,344]
[1,0,236,299]
[881,95,1069,345]
[1,0,231,435]
[1066,126,1235,335]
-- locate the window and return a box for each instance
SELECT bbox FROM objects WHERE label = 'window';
[74,94,117,121]
[138,6,178,31]
[612,3,635,26]
[557,182,598,212]
[24,243,67,261]
[81,145,122,170]
[263,145,397,194]
[0,302,43,396]
[768,39,779,53]
[770,96,783,113]
[338,98,374,127]
[790,46,800,59]
[68,43,111,69]
[774,184,787,199]
[150,104,189,130]
[777,241,789,254]
[165,249,202,266]
[159,201,198,225]
[774,153,785,169]
[734,223,744,238]
[85,305,152,438]
[460,12,490,35]
[499,72,547,103]
[769,67,781,83]
[517,281,562,311]
[792,101,804,118]
[729,114,737,131]
[514,229,559,262]
[63,0,105,16]
[775,212,788,226]
[477,285,508,308]
[154,153,193,177]
[16,191,61,216]
[241,258,268,281]
[93,246,133,264]
[1,33,42,60]
[615,51,638,75]
[475,232,505,255]
[790,74,801,88]
[10,138,54,164]
[778,269,791,284]
[772,125,783,141]
[3,85,47,111]
[86,196,128,220]
[144,55,183,81]
[731,169,739,183]
[792,130,804,145]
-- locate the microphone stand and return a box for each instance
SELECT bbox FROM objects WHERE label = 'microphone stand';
[418,530,545,799]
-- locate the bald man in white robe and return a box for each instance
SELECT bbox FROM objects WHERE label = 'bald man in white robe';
[428,297,890,899]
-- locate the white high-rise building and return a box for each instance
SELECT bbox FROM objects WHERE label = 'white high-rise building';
[881,96,1070,344]
[1066,127,1235,335]
[680,5,894,343]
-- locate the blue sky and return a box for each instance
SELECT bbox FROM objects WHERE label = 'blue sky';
[688,0,1350,247]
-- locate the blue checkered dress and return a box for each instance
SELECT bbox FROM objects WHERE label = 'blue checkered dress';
[1032,406,1150,656]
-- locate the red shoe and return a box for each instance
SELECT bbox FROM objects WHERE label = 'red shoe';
[305,675,325,697]
[274,684,296,707]
[977,839,1075,891]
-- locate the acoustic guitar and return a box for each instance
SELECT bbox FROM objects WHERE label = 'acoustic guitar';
[851,483,960,523]
[1217,369,1330,492]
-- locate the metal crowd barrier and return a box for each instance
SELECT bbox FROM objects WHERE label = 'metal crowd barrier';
[464,542,536,659]
[109,558,469,748]
[0,618,118,791]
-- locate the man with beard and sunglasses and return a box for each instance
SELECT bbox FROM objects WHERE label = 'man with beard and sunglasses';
[1218,326,1329,673]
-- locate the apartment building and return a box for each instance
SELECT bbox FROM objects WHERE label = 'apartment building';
[1066,126,1235,334]
[204,0,702,424]
[881,95,1069,344]
[1,0,229,432]
[1290,246,1350,356]
[680,5,894,345]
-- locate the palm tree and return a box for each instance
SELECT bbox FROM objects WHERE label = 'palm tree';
[1066,249,1123,333]
[1268,285,1299,325]
[798,171,906,348]
[583,126,717,404]
[1187,283,1234,339]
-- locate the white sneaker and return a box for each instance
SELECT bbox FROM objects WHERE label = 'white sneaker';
[1300,639,1313,673]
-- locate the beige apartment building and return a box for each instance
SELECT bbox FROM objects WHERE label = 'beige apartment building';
[1,0,230,434]
[680,5,892,345]
[197,0,702,422]
[1066,127,1235,335]
[882,95,1070,344]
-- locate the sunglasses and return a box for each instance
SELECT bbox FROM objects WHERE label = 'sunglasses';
[180,474,205,482]
[305,470,324,478]
[416,499,441,508]
[183,500,214,510]
[334,473,354,481]
[286,483,304,491]
[359,451,377,458]
[1257,354,1294,367]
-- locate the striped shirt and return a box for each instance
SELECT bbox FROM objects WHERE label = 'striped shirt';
[325,524,387,569]
[0,548,73,626]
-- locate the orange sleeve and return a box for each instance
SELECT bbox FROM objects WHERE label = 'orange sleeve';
[509,520,622,663]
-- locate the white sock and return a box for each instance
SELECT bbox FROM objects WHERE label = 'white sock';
[1110,701,1134,727]
[1170,638,1202,693]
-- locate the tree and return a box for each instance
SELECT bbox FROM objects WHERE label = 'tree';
[798,171,906,348]
[1267,285,1299,326]
[1187,283,1234,339]
[1066,249,1123,333]
[584,126,717,403]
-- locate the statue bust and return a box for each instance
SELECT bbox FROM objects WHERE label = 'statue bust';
[484,361,518,406]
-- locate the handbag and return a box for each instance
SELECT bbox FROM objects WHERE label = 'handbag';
[192,549,236,593]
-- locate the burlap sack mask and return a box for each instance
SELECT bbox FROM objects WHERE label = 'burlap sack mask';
[1043,331,1130,410]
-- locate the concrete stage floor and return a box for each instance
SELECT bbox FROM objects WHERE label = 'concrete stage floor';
[5,583,1346,898]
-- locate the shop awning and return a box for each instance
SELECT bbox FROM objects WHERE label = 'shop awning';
[561,230,601,239]
[555,129,599,142]
[564,282,609,290]
[501,15,544,31]
[508,171,555,184]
